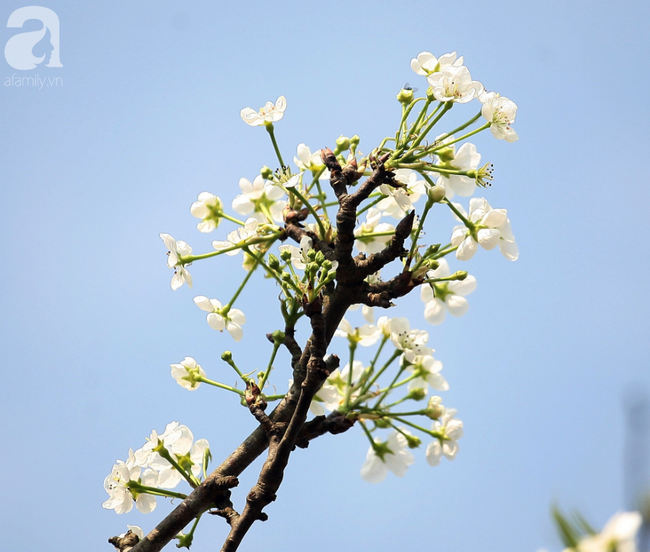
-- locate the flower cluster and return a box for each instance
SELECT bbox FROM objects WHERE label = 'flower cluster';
[103,422,210,515]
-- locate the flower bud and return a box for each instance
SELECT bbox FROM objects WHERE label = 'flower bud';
[280,249,293,262]
[451,270,468,281]
[427,185,446,203]
[425,396,445,419]
[426,86,436,102]
[397,87,414,105]
[314,251,325,264]
[260,166,273,179]
[268,254,280,271]
[407,388,427,401]
[334,135,350,154]
[350,135,360,147]
[307,249,317,262]
[405,434,422,449]
[271,329,285,344]
[374,418,391,429]
[437,147,455,163]
[221,351,233,362]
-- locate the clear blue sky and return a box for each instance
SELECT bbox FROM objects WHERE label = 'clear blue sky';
[2,1,650,551]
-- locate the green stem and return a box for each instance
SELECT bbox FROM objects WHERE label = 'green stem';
[287,186,326,238]
[156,447,199,488]
[195,375,244,396]
[342,343,358,409]
[392,416,441,439]
[223,260,258,313]
[430,122,490,153]
[406,102,452,153]
[221,213,245,226]
[372,362,406,410]
[180,233,282,264]
[361,349,401,397]
[265,123,285,167]
[259,340,282,390]
[433,111,482,145]
[356,195,384,217]
[128,482,188,501]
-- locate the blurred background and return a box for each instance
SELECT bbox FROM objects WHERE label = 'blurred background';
[1,1,649,550]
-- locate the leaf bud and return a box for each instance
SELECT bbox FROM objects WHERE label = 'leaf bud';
[260,166,273,179]
[427,185,446,203]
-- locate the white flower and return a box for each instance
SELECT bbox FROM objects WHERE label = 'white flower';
[434,140,482,198]
[427,66,484,104]
[190,192,223,233]
[405,354,448,392]
[450,198,518,261]
[420,258,477,325]
[426,409,463,466]
[294,143,330,176]
[312,360,365,414]
[193,296,245,341]
[577,512,642,552]
[232,175,286,223]
[354,208,395,254]
[389,318,433,362]
[335,318,381,347]
[480,92,519,142]
[360,430,415,483]
[377,169,426,218]
[240,96,287,126]
[160,234,193,291]
[103,450,158,514]
[278,235,312,270]
[212,217,260,256]
[170,356,206,391]
[411,51,464,76]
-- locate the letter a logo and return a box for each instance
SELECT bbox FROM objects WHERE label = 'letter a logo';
[5,6,62,70]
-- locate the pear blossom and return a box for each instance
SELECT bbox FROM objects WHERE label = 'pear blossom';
[354,208,395,254]
[377,169,426,218]
[360,430,415,483]
[311,360,365,414]
[427,66,484,104]
[335,318,381,347]
[240,96,286,126]
[170,356,207,391]
[190,192,224,233]
[103,450,159,514]
[212,217,260,256]
[160,234,193,291]
[278,235,312,270]
[450,198,518,261]
[232,175,286,223]
[434,140,482,198]
[426,409,463,466]
[293,144,330,179]
[405,354,449,392]
[480,92,519,142]
[420,258,477,324]
[411,51,464,76]
[576,512,642,552]
[193,296,245,341]
[389,318,433,361]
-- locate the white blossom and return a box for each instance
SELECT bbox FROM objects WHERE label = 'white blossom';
[411,51,464,76]
[480,91,519,142]
[426,409,463,466]
[103,450,158,514]
[360,430,415,483]
[576,512,642,552]
[377,169,426,218]
[312,360,365,414]
[420,258,477,325]
[212,217,260,256]
[232,175,286,223]
[434,140,482,198]
[389,318,433,362]
[294,144,330,180]
[405,354,449,392]
[278,235,312,270]
[170,356,206,391]
[427,66,484,104]
[190,192,223,233]
[335,318,381,347]
[240,96,286,126]
[160,233,193,291]
[193,296,245,341]
[450,198,518,261]
[354,208,395,254]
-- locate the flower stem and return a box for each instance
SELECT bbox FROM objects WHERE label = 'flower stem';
[429,122,490,152]
[265,123,285,167]
[195,375,244,396]
[287,186,327,239]
[128,482,188,500]
[223,260,258,313]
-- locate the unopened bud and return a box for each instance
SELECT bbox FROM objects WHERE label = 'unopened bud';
[407,388,427,401]
[268,254,280,271]
[350,135,360,147]
[260,166,273,179]
[221,351,233,362]
[307,249,317,262]
[314,251,325,264]
[397,87,414,105]
[334,135,350,154]
[374,418,391,429]
[280,249,292,262]
[322,259,333,271]
[427,185,446,203]
[426,86,436,102]
[452,270,468,281]
[425,396,445,419]
[437,147,455,163]
[271,329,285,344]
[405,434,422,449]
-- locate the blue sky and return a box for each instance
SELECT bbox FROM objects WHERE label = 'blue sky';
[2,1,650,551]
